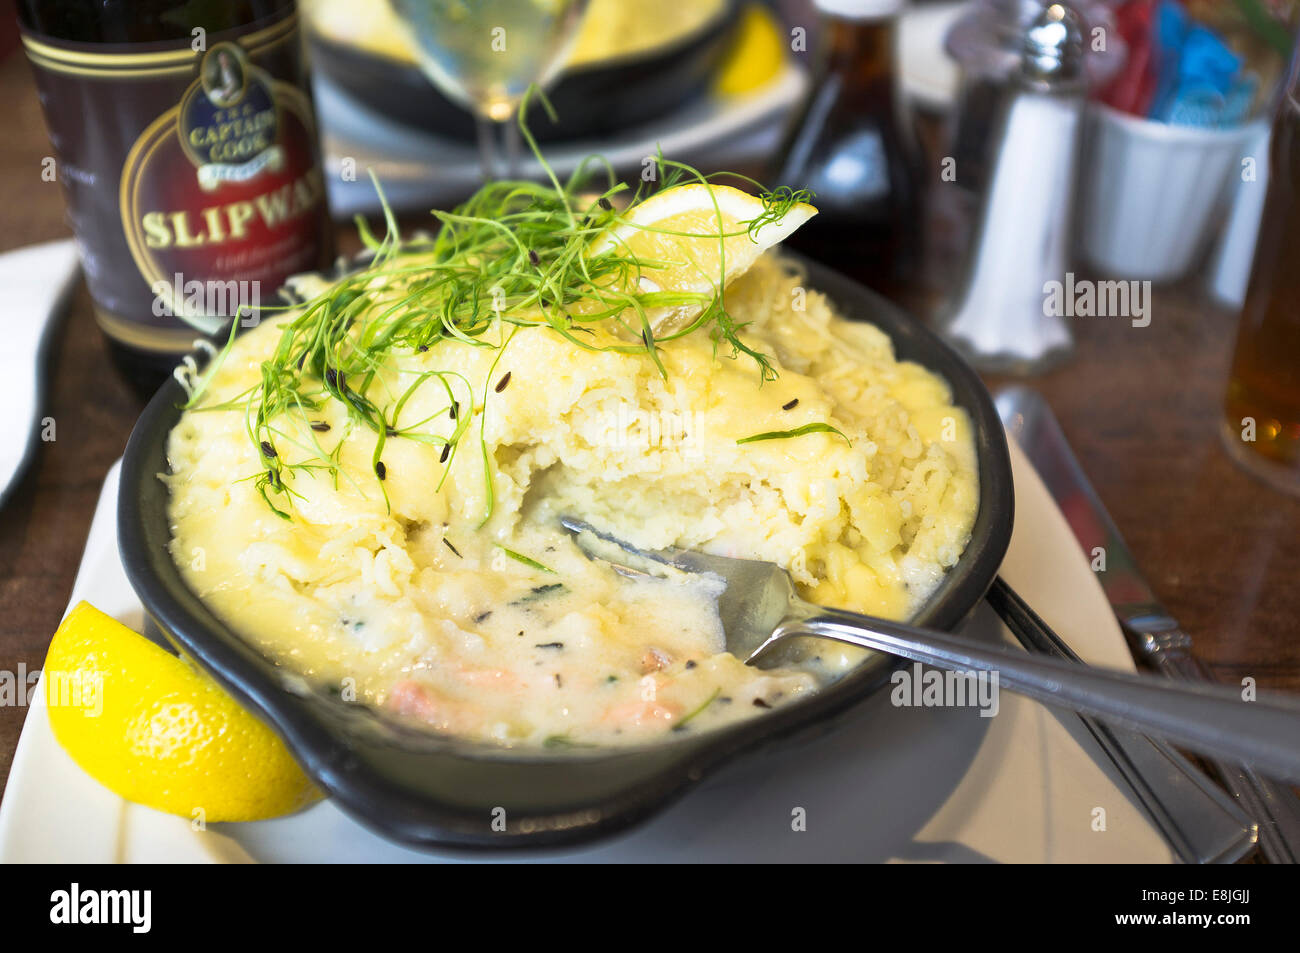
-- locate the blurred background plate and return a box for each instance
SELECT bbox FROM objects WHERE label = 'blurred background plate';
[311,0,964,217]
[898,0,965,112]
[307,0,741,142]
[317,58,809,215]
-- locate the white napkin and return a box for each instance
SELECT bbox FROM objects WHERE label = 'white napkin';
[0,238,81,502]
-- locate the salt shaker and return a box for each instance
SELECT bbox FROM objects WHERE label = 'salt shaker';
[939,3,1087,372]
[943,1,1120,180]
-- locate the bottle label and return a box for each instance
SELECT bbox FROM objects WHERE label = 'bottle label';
[21,10,333,352]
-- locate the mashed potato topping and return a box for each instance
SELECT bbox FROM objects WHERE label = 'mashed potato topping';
[167,254,978,746]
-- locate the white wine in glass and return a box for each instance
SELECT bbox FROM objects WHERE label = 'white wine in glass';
[389,0,591,176]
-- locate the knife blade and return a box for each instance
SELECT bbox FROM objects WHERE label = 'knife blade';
[997,385,1300,864]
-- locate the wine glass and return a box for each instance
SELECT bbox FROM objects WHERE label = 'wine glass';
[388,0,592,179]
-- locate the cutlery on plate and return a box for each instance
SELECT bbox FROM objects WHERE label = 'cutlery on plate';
[561,516,1300,785]
[997,385,1300,864]
[987,576,1253,864]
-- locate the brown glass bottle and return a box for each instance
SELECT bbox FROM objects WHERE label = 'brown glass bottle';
[772,0,922,301]
[17,0,334,396]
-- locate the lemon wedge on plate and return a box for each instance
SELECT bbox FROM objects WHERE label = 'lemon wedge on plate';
[586,182,816,334]
[43,602,320,823]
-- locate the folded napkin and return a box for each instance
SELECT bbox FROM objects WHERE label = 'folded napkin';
[0,238,81,505]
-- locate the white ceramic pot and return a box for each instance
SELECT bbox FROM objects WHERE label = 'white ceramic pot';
[1077,102,1268,283]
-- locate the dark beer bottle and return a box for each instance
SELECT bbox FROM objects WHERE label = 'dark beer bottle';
[16,0,335,394]
[773,0,922,300]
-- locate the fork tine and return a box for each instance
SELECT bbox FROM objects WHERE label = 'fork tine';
[558,514,800,662]
[559,516,757,579]
[559,517,655,579]
[559,516,678,571]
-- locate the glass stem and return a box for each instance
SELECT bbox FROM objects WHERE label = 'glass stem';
[475,116,499,182]
[502,114,522,179]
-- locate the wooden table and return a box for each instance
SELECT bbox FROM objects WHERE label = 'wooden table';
[1,49,1298,807]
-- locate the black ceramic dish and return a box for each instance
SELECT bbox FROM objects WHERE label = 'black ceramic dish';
[308,1,739,142]
[118,258,1014,851]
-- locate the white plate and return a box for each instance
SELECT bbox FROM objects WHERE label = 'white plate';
[899,0,965,111]
[0,439,1174,862]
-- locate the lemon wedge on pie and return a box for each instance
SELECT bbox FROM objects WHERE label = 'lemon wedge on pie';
[43,602,320,823]
[586,182,816,333]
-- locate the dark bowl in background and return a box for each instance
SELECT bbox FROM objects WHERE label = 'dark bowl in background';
[117,257,1014,852]
[308,0,741,142]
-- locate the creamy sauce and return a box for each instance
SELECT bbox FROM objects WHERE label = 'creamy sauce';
[166,254,979,746]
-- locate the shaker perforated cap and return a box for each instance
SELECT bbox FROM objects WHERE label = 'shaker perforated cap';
[813,0,906,20]
[1021,3,1084,84]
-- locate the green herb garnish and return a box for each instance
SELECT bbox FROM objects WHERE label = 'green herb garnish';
[673,687,722,731]
[543,734,595,749]
[497,546,555,574]
[736,423,851,446]
[509,583,568,606]
[181,90,813,524]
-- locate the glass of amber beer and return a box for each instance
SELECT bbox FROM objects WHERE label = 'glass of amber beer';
[1222,42,1300,495]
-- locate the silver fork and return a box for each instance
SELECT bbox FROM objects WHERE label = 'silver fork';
[561,516,1300,784]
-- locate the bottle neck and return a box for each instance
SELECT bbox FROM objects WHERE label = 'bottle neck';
[821,17,898,85]
[16,0,295,44]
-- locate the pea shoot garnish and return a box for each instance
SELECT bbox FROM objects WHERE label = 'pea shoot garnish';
[180,93,814,524]
[736,423,851,446]
[497,546,556,574]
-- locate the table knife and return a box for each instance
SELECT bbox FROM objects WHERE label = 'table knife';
[997,385,1300,864]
